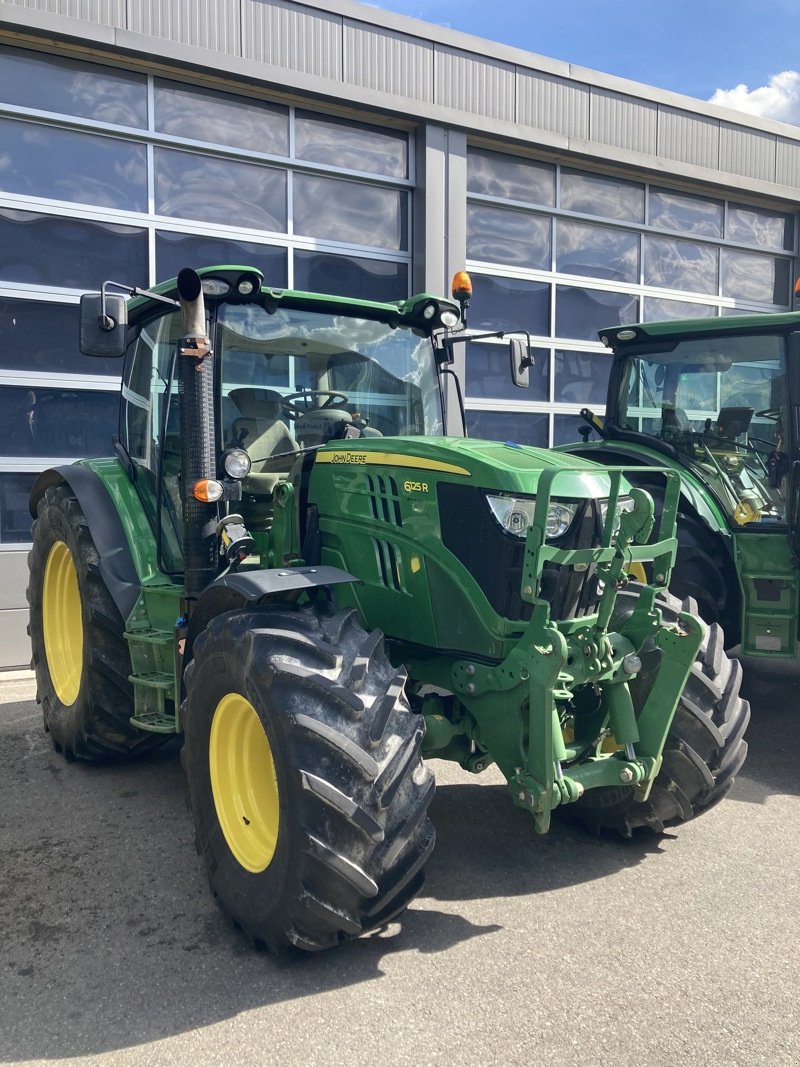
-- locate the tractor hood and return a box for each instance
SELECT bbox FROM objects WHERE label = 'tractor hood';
[313,435,623,501]
[308,436,638,658]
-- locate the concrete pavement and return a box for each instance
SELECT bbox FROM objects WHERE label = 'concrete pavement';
[1,659,799,1067]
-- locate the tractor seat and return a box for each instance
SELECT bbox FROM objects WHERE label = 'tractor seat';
[229,388,299,494]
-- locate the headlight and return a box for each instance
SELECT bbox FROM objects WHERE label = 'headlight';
[222,448,252,480]
[599,494,635,535]
[545,502,581,538]
[486,495,580,539]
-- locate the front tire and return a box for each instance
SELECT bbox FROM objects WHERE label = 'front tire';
[575,587,750,836]
[182,606,435,953]
[28,483,164,760]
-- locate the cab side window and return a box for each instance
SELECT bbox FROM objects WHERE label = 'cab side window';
[120,309,184,571]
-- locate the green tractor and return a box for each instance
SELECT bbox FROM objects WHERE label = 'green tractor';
[562,311,800,659]
[28,266,748,955]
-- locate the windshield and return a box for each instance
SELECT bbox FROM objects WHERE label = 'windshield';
[217,303,443,460]
[617,331,789,524]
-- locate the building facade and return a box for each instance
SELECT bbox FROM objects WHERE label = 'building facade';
[0,0,798,665]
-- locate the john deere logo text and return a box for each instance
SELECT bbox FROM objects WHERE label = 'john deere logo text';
[330,452,368,464]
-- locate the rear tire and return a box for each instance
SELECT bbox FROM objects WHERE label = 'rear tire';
[574,587,750,836]
[182,605,436,954]
[28,483,166,760]
[670,512,739,644]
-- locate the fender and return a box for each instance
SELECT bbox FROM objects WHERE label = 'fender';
[561,440,731,541]
[184,565,360,666]
[29,463,141,621]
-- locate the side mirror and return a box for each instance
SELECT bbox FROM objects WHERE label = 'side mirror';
[510,336,533,388]
[79,292,128,358]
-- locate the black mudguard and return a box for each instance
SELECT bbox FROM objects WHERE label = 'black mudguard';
[29,464,141,621]
[184,565,360,666]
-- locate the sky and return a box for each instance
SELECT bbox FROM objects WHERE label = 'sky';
[363,0,800,124]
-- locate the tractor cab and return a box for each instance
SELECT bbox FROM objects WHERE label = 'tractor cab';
[86,266,460,575]
[569,313,800,655]
[602,324,791,529]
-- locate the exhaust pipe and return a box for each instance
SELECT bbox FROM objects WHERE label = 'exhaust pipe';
[176,268,217,601]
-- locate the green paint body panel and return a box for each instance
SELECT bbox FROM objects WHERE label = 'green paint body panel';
[78,456,184,729]
[308,437,622,656]
[734,532,798,656]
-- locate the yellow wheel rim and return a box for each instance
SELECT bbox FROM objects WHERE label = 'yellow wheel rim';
[209,693,280,873]
[42,540,83,706]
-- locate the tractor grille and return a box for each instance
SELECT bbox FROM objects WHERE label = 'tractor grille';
[437,483,603,623]
[365,473,403,526]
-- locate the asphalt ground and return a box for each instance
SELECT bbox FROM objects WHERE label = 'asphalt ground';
[1,657,799,1067]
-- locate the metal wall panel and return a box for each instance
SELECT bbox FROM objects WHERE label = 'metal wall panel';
[776,137,800,189]
[3,0,800,201]
[657,107,720,171]
[719,123,776,183]
[0,609,32,669]
[1,0,125,24]
[517,69,589,139]
[0,552,31,667]
[242,0,342,80]
[0,552,29,613]
[343,20,433,102]
[590,88,657,155]
[128,0,240,53]
[434,47,515,124]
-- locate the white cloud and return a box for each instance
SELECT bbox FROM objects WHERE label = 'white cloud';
[710,70,800,124]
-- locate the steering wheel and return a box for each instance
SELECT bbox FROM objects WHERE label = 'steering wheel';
[755,408,781,421]
[282,390,349,418]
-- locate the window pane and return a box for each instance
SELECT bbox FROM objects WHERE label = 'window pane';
[154,79,288,156]
[293,174,408,250]
[466,408,549,446]
[467,204,550,269]
[721,249,791,305]
[0,472,37,544]
[155,148,287,231]
[293,251,408,301]
[643,297,716,321]
[648,187,723,238]
[560,169,644,223]
[156,232,288,287]
[643,235,718,294]
[727,203,794,250]
[0,45,147,127]
[0,298,121,376]
[470,275,550,335]
[295,110,408,178]
[556,219,639,283]
[555,286,638,341]
[0,118,147,211]
[554,349,611,405]
[465,342,550,402]
[467,147,555,207]
[0,209,148,289]
[0,385,116,458]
